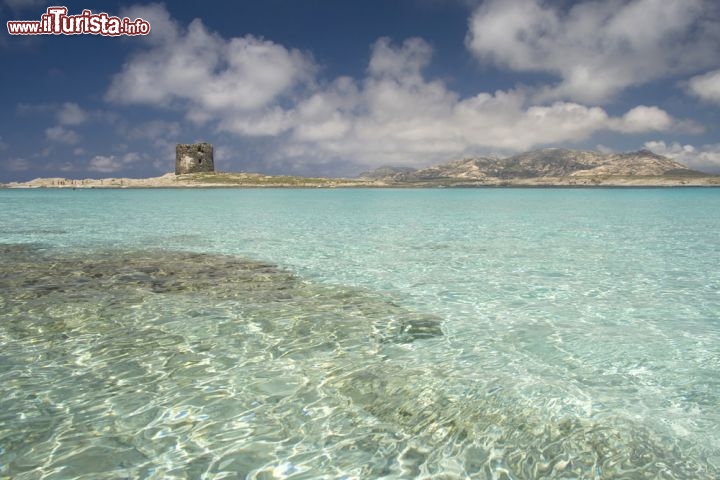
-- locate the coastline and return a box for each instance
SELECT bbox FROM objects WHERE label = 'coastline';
[2,171,720,188]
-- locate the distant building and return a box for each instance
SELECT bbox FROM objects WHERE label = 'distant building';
[175,143,214,175]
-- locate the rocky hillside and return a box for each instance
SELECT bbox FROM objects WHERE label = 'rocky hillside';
[362,148,703,182]
[357,166,417,180]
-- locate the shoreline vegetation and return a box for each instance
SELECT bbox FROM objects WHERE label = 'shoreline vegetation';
[3,170,720,189]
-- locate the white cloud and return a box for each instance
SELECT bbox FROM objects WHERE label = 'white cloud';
[466,0,720,103]
[35,146,52,157]
[6,157,30,171]
[123,120,181,141]
[45,125,79,144]
[271,39,680,167]
[687,69,720,104]
[119,3,179,46]
[105,6,690,171]
[88,152,143,173]
[611,106,673,133]
[106,6,316,121]
[4,0,46,11]
[645,140,720,172]
[218,107,295,137]
[18,102,116,132]
[115,120,180,169]
[88,156,119,173]
[368,37,433,82]
[58,162,77,172]
[56,102,87,126]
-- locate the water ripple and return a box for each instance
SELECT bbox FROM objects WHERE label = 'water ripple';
[0,244,717,478]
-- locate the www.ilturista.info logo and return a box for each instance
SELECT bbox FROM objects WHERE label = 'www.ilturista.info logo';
[7,6,151,36]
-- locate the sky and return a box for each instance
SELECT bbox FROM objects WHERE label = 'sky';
[1,0,720,181]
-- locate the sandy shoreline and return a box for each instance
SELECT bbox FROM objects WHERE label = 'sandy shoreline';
[2,171,720,188]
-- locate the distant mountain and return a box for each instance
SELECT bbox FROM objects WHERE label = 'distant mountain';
[361,148,703,182]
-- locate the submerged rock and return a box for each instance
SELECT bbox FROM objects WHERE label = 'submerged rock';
[0,244,715,479]
[0,244,443,346]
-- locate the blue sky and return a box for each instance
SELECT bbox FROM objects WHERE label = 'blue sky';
[2,0,720,181]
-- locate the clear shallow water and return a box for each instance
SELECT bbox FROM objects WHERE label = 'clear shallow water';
[0,188,719,479]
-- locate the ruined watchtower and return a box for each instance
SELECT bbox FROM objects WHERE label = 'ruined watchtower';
[175,143,214,175]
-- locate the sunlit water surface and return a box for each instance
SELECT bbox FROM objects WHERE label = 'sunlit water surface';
[0,188,719,479]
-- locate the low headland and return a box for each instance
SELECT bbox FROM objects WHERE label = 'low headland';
[4,148,719,188]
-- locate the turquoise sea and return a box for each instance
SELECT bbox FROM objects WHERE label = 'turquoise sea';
[1,188,719,479]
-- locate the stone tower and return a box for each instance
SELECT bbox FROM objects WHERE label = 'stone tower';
[175,143,214,175]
